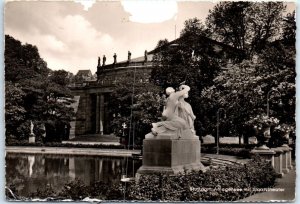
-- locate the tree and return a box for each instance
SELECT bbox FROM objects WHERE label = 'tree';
[180,18,208,37]
[247,2,286,53]
[49,70,71,87]
[201,42,295,144]
[282,11,296,46]
[206,2,286,55]
[5,35,75,143]
[151,18,239,137]
[5,81,27,141]
[206,2,250,50]
[5,35,49,83]
[109,71,164,146]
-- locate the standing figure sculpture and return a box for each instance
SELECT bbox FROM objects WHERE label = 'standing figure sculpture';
[178,85,196,134]
[30,120,34,136]
[151,85,193,138]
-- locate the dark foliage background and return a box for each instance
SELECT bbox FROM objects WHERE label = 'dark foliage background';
[5,35,75,143]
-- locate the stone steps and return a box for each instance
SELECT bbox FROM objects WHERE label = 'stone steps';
[201,156,244,168]
[68,134,120,142]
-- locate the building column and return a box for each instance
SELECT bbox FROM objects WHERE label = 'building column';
[100,94,104,135]
[85,94,93,134]
[70,96,80,138]
[96,94,100,133]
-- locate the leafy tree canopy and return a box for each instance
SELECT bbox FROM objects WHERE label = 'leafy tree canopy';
[206,2,286,55]
[282,11,296,46]
[5,35,75,143]
[201,42,295,141]
[109,70,164,145]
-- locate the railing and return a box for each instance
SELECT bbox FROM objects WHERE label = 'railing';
[102,61,153,70]
[70,61,154,89]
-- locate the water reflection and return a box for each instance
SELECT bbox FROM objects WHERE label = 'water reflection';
[28,156,35,177]
[6,153,142,197]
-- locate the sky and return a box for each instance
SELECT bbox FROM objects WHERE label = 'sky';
[4,0,296,74]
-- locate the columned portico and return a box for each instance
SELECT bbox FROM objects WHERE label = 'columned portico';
[70,87,112,136]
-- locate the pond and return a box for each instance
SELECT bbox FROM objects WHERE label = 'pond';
[6,153,142,197]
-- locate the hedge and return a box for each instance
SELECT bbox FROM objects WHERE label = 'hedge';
[201,143,256,158]
[128,155,276,201]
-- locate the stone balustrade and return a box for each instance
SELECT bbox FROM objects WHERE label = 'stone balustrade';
[271,147,283,177]
[251,145,293,178]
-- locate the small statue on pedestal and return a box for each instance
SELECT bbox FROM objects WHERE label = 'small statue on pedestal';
[29,120,35,143]
[30,120,34,136]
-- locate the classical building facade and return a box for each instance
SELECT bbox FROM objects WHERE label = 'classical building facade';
[70,36,244,137]
[69,51,154,137]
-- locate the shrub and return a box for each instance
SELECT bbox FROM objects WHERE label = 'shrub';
[5,185,19,200]
[128,173,163,201]
[89,181,110,199]
[89,181,124,200]
[105,183,124,200]
[244,155,276,188]
[201,143,255,158]
[128,156,276,201]
[30,184,56,199]
[59,179,89,200]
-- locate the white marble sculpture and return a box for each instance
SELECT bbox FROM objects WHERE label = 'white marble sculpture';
[149,85,196,139]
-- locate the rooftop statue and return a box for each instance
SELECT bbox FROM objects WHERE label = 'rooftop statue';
[144,50,148,62]
[128,51,131,62]
[113,53,117,64]
[97,57,101,67]
[102,55,106,66]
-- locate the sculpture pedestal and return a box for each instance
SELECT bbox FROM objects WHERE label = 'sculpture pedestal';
[250,148,275,167]
[271,147,284,177]
[280,145,290,174]
[137,134,205,176]
[287,147,293,170]
[29,134,35,143]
